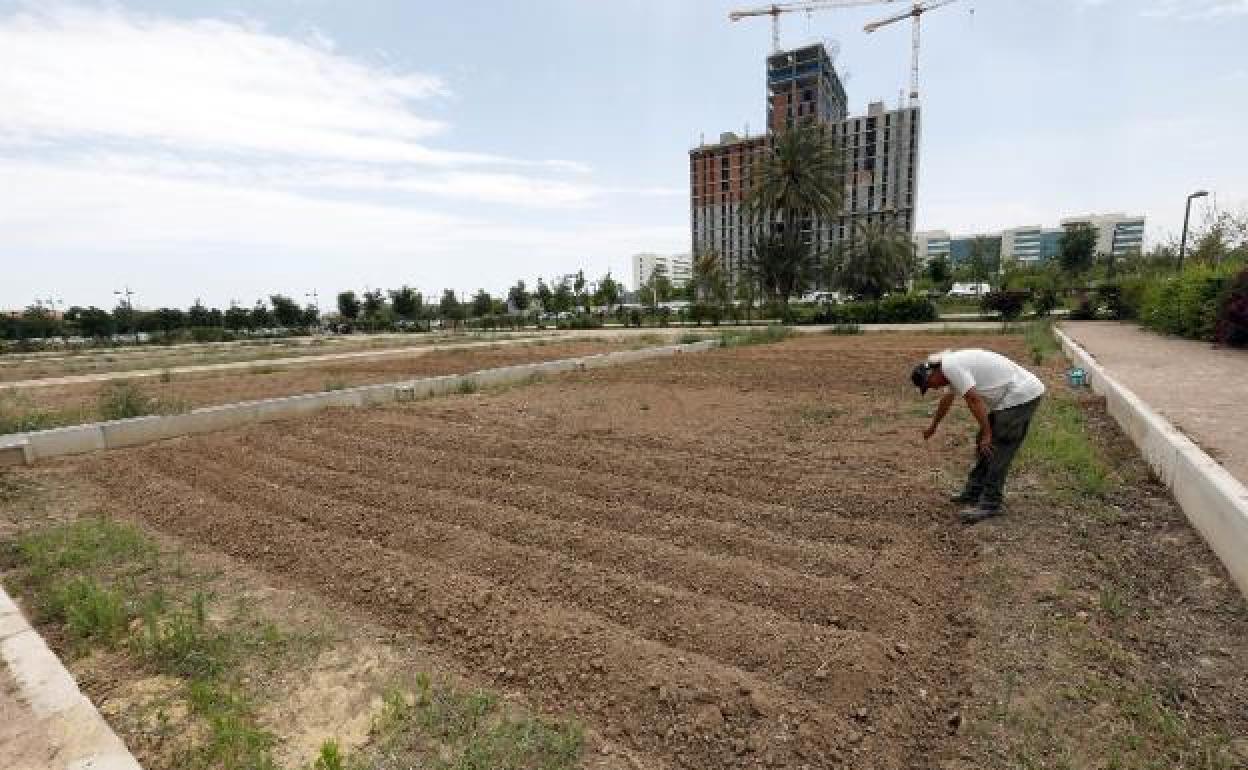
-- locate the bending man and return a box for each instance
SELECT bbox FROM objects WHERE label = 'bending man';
[911,349,1045,524]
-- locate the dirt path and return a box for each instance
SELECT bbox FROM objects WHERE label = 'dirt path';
[4,340,628,420]
[64,333,1015,769]
[1062,321,1248,483]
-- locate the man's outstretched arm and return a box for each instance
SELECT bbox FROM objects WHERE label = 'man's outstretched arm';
[923,392,956,440]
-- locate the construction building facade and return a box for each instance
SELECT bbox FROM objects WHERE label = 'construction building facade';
[690,43,921,288]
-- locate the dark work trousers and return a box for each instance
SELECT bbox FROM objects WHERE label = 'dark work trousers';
[962,396,1043,509]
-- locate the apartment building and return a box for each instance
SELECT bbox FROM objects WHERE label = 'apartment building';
[690,43,920,288]
[631,253,691,290]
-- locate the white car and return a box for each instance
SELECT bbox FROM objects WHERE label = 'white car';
[947,283,992,298]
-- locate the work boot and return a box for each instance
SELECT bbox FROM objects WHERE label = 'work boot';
[959,506,1003,525]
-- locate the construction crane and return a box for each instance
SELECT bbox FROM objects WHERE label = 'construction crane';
[729,0,908,53]
[864,0,958,105]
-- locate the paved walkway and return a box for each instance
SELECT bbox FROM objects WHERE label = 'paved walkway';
[1061,321,1248,484]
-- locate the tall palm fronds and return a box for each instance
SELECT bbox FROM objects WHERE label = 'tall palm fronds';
[829,216,914,300]
[744,124,844,233]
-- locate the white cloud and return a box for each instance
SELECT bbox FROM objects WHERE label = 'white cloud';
[1139,0,1248,18]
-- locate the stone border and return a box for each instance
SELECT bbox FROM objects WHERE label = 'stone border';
[1,587,143,770]
[1056,327,1248,598]
[0,340,720,463]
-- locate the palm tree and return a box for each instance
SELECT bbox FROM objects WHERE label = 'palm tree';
[692,250,724,302]
[831,216,913,300]
[743,125,844,313]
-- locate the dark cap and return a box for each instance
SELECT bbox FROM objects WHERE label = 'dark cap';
[910,362,932,394]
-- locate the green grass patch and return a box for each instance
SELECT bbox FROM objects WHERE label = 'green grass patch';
[1024,321,1060,365]
[1018,395,1110,497]
[343,679,583,770]
[456,378,480,395]
[718,325,794,348]
[323,378,348,392]
[0,389,83,434]
[822,323,862,335]
[5,517,294,770]
[97,381,189,420]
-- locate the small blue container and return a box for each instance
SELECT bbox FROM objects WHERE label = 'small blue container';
[1067,367,1087,388]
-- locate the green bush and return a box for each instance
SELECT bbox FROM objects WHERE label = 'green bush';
[810,294,937,324]
[97,381,157,420]
[1136,264,1239,341]
[1031,289,1059,318]
[1215,266,1248,348]
[980,291,1027,322]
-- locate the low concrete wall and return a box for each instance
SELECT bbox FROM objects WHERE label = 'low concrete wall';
[1056,327,1248,598]
[1,588,143,770]
[0,340,720,463]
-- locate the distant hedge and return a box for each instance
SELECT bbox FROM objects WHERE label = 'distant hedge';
[812,294,938,324]
[1116,262,1247,346]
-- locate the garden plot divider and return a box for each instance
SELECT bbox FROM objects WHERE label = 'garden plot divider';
[1055,327,1248,599]
[0,340,721,464]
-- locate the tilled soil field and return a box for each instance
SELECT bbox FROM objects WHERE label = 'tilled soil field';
[7,339,628,418]
[67,332,1005,769]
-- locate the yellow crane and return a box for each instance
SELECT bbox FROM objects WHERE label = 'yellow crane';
[729,0,908,53]
[864,0,959,105]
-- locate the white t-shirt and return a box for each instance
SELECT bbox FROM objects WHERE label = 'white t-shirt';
[938,349,1045,411]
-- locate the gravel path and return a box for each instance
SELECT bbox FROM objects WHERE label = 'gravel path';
[1061,321,1248,483]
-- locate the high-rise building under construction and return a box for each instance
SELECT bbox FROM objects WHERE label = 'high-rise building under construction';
[689,43,920,288]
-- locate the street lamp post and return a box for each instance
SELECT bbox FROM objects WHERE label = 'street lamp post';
[114,287,138,345]
[1178,190,1209,272]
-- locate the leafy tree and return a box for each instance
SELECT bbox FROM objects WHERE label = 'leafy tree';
[301,304,320,327]
[594,273,620,312]
[507,280,531,312]
[552,281,575,313]
[188,299,213,328]
[535,279,553,313]
[439,289,465,326]
[471,289,493,318]
[389,286,421,320]
[250,301,272,329]
[76,306,114,338]
[361,289,386,321]
[967,236,999,290]
[337,291,361,321]
[224,304,251,330]
[573,270,588,310]
[1059,223,1098,277]
[828,217,913,301]
[747,232,814,310]
[269,294,303,327]
[926,255,952,290]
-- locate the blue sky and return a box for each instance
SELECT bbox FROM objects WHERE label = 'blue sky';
[2,0,1245,309]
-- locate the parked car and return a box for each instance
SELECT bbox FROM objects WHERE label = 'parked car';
[947,283,992,298]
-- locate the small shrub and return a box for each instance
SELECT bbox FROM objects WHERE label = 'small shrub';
[98,381,156,420]
[457,379,479,395]
[313,740,346,770]
[52,576,128,643]
[1031,288,1059,318]
[159,369,173,384]
[1214,266,1248,348]
[823,323,862,335]
[323,379,347,392]
[980,291,1027,323]
[0,390,64,434]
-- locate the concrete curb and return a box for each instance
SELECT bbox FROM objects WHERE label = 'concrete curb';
[1055,327,1248,598]
[0,340,721,463]
[1,588,143,770]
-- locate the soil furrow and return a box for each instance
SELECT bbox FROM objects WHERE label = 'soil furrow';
[137,442,901,706]
[277,414,916,549]
[190,434,930,638]
[81,454,874,769]
[236,425,894,583]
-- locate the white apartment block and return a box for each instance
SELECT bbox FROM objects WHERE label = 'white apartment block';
[1060,212,1146,257]
[632,253,692,290]
[914,213,1147,266]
